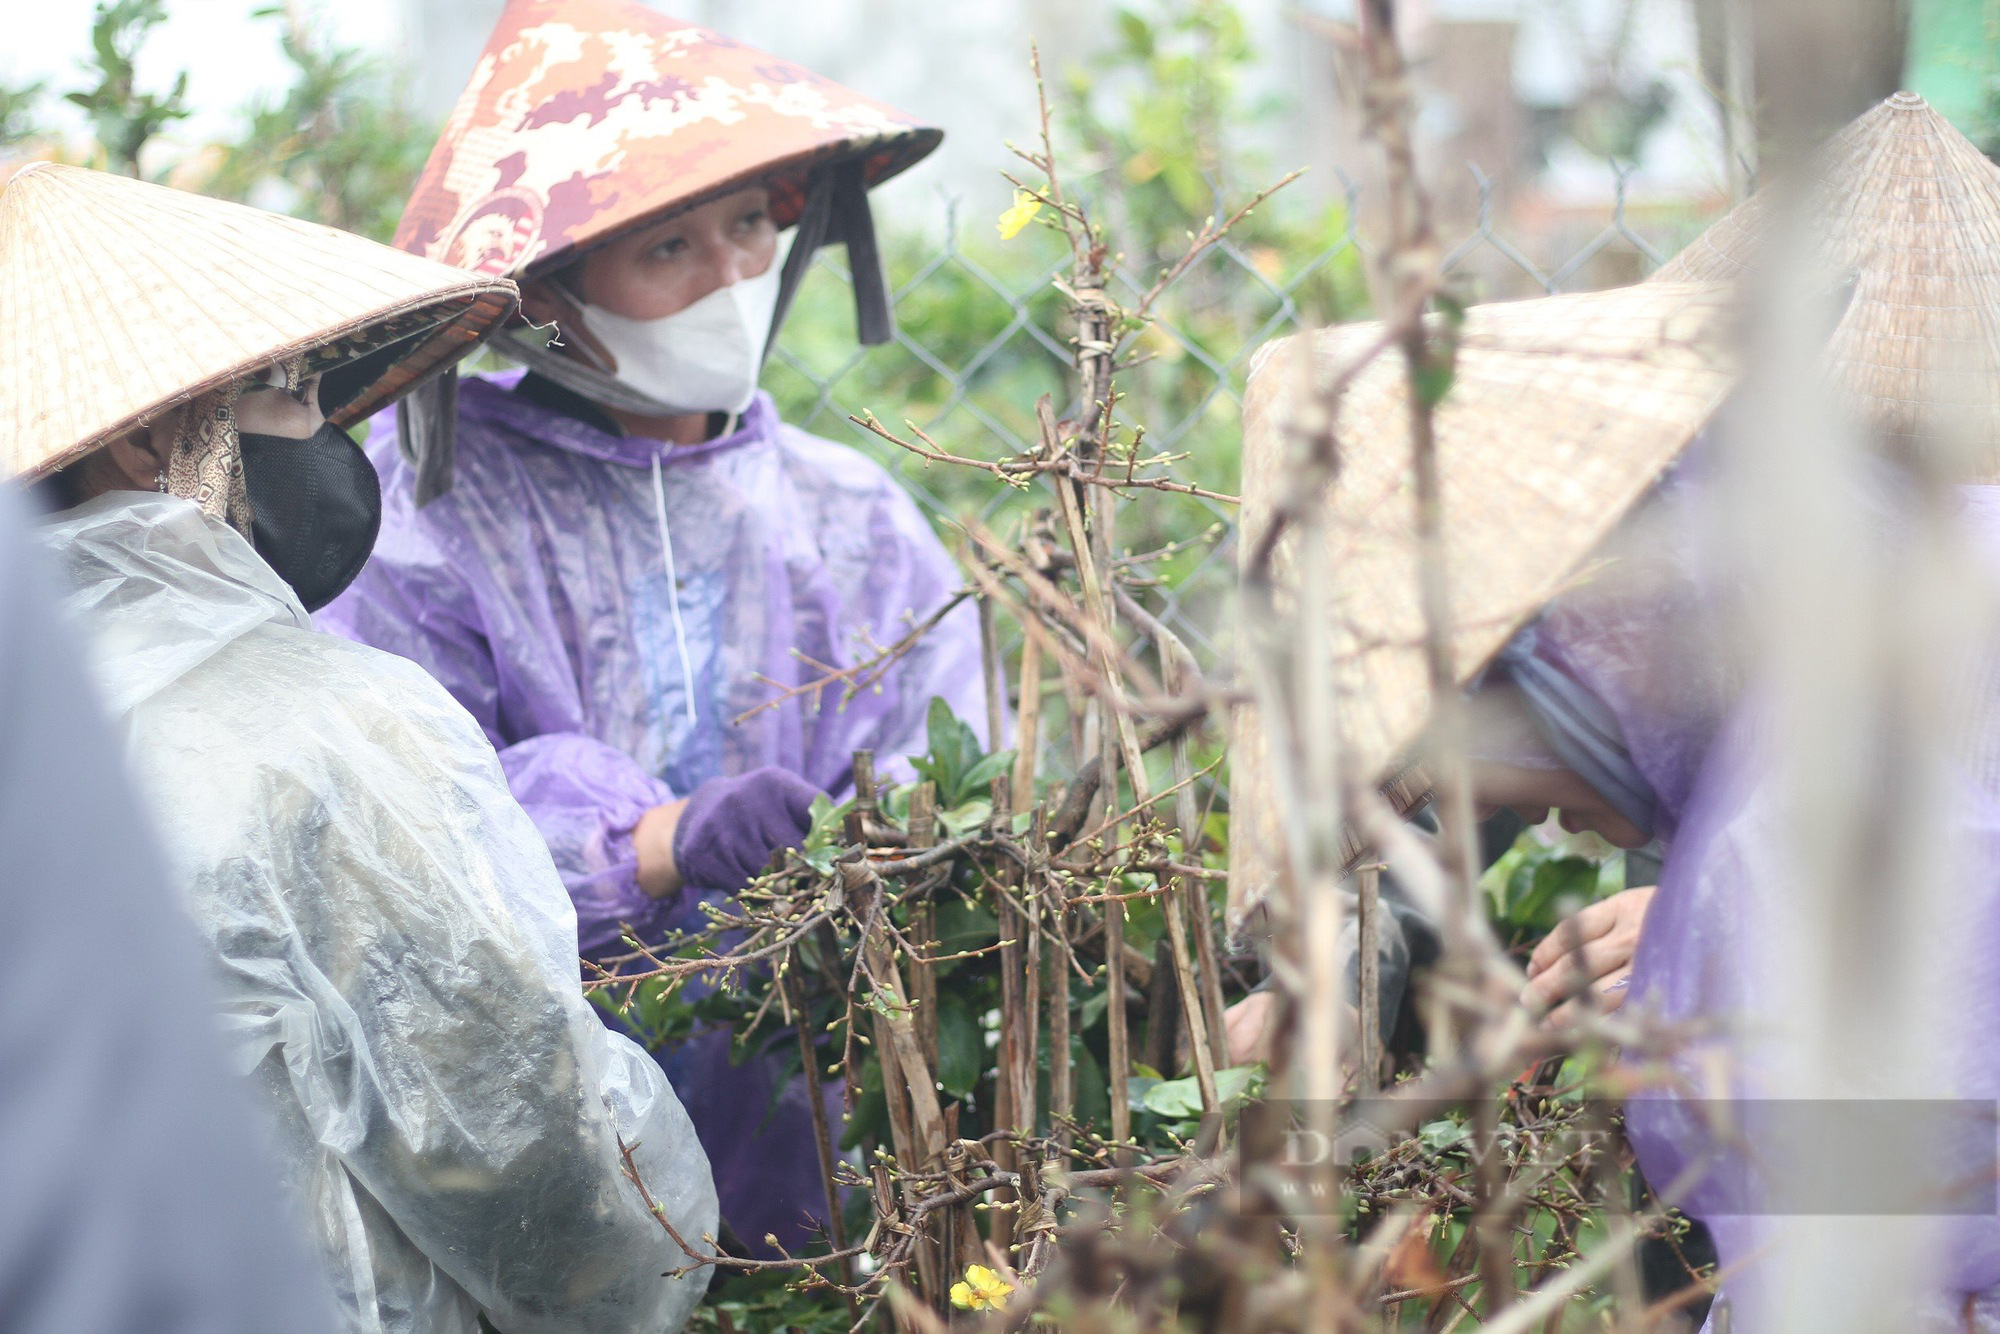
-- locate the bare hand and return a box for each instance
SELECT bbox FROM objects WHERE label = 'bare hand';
[1523,885,1656,1027]
[1223,990,1367,1077]
[1224,990,1279,1066]
[633,798,690,899]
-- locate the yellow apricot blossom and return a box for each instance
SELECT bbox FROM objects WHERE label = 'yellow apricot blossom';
[949,1263,1014,1311]
[996,191,1043,241]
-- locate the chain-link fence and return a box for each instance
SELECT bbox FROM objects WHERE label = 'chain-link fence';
[768,165,1725,672]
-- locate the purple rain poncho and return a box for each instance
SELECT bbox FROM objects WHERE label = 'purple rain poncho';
[1494,475,2000,1325]
[321,372,988,1250]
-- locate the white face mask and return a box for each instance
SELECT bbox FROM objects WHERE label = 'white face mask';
[567,239,788,415]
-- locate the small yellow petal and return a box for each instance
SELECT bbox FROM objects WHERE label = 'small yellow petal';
[950,1281,977,1310]
[997,191,1043,241]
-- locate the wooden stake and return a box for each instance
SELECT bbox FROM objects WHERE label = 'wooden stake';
[908,782,939,1070]
[1357,864,1383,1091]
[1161,631,1231,1075]
[1055,481,1220,1112]
[784,962,859,1315]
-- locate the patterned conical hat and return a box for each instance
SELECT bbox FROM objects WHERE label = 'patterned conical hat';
[1230,283,1736,914]
[0,163,517,482]
[396,0,941,280]
[1656,92,2000,475]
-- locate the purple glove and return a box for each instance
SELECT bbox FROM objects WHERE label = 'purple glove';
[672,766,822,893]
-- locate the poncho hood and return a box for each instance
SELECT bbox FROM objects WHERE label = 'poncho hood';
[42,494,308,717]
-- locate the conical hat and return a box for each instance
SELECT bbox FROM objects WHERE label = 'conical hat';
[1230,283,1735,913]
[396,0,941,280]
[1655,92,2000,473]
[0,163,518,483]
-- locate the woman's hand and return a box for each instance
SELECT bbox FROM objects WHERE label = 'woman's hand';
[1523,885,1656,1026]
[656,767,821,900]
[633,798,689,899]
[1223,990,1364,1072]
[1224,991,1280,1066]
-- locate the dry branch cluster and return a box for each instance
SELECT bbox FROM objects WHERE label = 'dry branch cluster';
[589,21,1714,1332]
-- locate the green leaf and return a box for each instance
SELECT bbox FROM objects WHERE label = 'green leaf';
[935,993,983,1100]
[802,792,853,854]
[1511,856,1600,932]
[958,748,1017,803]
[1418,1117,1469,1153]
[938,797,992,838]
[1116,8,1155,58]
[1213,1063,1262,1107]
[1073,1036,1109,1126]
[1142,1074,1204,1120]
[933,896,998,960]
[1078,986,1110,1033]
[1126,1074,1162,1114]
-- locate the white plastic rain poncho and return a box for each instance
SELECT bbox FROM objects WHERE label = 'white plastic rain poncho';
[38,492,716,1334]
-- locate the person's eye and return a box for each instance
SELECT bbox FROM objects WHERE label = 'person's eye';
[650,236,689,259]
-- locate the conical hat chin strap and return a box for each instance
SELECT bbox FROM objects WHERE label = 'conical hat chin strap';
[402,160,896,507]
[774,156,896,348]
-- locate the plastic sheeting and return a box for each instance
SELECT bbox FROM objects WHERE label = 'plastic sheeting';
[39,493,717,1334]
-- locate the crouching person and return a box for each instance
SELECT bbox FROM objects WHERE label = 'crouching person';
[0,163,716,1334]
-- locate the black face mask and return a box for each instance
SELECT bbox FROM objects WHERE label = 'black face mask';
[237,423,382,612]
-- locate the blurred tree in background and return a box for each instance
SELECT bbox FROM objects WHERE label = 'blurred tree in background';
[0,82,44,151]
[4,0,430,239]
[197,1,436,241]
[64,0,190,175]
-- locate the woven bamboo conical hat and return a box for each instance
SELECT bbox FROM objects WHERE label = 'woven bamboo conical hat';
[1655,92,2000,474]
[1230,282,1736,915]
[0,163,518,482]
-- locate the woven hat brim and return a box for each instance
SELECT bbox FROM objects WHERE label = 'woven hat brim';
[1230,282,1736,914]
[1654,92,2000,474]
[0,163,518,483]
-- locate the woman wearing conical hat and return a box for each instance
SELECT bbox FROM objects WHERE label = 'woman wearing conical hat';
[1,163,716,1334]
[319,0,986,1251]
[1237,88,2000,1068]
[1224,281,1734,1066]
[1238,94,2000,1325]
[1513,87,2000,1036]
